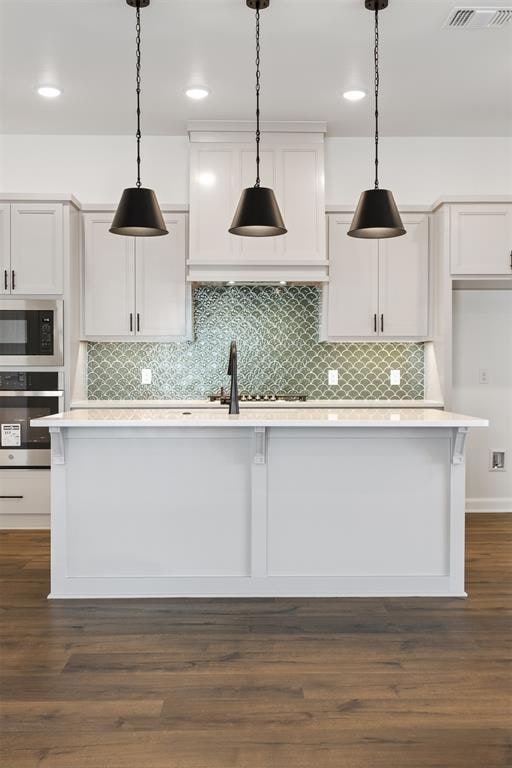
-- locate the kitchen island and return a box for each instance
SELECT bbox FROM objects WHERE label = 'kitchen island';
[33,408,487,599]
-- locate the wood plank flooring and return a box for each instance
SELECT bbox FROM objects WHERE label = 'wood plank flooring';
[0,514,511,767]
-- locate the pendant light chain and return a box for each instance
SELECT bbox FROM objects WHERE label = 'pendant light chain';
[374,7,379,190]
[254,6,261,187]
[135,1,142,189]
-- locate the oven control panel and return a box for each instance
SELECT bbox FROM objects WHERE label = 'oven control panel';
[0,371,59,391]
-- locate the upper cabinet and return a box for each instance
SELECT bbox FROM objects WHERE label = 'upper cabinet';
[0,203,63,295]
[82,213,190,341]
[450,203,512,275]
[323,214,430,340]
[188,124,327,282]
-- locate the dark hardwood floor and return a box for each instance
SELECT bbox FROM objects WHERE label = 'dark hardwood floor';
[0,514,511,767]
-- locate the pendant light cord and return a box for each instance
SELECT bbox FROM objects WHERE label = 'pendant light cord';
[254,5,261,188]
[135,1,142,189]
[374,7,379,190]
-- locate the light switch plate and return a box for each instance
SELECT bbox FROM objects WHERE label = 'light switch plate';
[328,369,339,386]
[141,368,152,385]
[390,369,401,386]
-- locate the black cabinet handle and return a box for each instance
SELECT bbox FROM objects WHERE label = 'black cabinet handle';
[3,269,7,291]
[373,313,377,333]
[11,270,15,290]
[0,495,24,499]
[136,313,140,332]
[129,313,133,332]
[380,314,384,333]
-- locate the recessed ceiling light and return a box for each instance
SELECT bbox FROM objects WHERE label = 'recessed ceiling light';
[343,90,366,102]
[37,86,62,99]
[185,87,210,100]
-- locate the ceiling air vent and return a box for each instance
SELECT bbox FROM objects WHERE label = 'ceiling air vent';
[444,6,512,28]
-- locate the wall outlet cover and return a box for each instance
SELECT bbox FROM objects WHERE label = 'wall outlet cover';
[390,369,401,386]
[328,369,339,386]
[479,368,489,384]
[141,369,152,385]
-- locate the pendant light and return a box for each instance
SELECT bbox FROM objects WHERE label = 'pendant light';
[110,0,168,237]
[348,0,405,239]
[229,0,287,238]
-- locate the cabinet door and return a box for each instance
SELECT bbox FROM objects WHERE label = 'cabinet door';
[450,204,512,275]
[279,146,326,262]
[326,216,379,338]
[189,146,240,263]
[0,205,10,295]
[83,215,135,338]
[10,204,63,294]
[135,214,189,339]
[378,214,429,338]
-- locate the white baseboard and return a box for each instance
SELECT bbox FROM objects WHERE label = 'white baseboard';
[0,514,50,529]
[466,498,512,513]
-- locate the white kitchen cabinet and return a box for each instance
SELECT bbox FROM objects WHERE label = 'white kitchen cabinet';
[378,215,429,337]
[0,204,10,295]
[188,127,326,281]
[83,214,136,338]
[0,469,50,529]
[135,215,188,338]
[1,203,63,294]
[326,216,379,338]
[324,214,430,340]
[450,203,512,275]
[82,213,190,341]
[190,146,239,264]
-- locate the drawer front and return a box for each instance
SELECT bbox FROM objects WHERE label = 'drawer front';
[0,470,50,517]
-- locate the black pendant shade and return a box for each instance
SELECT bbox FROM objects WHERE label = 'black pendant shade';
[348,0,405,240]
[110,188,168,237]
[229,186,287,237]
[229,0,286,239]
[348,189,405,239]
[111,0,167,238]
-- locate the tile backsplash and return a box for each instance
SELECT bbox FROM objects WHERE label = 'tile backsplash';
[87,285,424,400]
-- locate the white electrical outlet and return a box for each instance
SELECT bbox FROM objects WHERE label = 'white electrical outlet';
[479,368,489,384]
[390,369,401,386]
[141,369,152,385]
[328,369,339,386]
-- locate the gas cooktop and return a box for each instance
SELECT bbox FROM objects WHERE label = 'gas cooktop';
[208,390,307,404]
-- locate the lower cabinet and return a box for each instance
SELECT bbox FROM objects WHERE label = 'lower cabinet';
[323,213,430,340]
[0,470,50,529]
[82,213,191,341]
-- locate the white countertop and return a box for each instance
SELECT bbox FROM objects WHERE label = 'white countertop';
[71,399,445,410]
[33,408,488,429]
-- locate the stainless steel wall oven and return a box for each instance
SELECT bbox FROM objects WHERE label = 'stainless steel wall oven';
[0,372,63,467]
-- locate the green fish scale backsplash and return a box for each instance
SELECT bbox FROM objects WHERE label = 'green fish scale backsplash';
[87,285,424,400]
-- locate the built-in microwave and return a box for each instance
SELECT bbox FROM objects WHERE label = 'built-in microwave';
[0,300,63,366]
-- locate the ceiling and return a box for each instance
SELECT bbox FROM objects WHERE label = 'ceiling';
[0,0,511,136]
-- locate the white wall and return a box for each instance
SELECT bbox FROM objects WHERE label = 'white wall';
[1,134,511,204]
[325,137,512,204]
[452,290,512,512]
[0,135,189,204]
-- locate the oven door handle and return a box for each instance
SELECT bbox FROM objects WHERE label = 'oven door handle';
[0,391,64,397]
